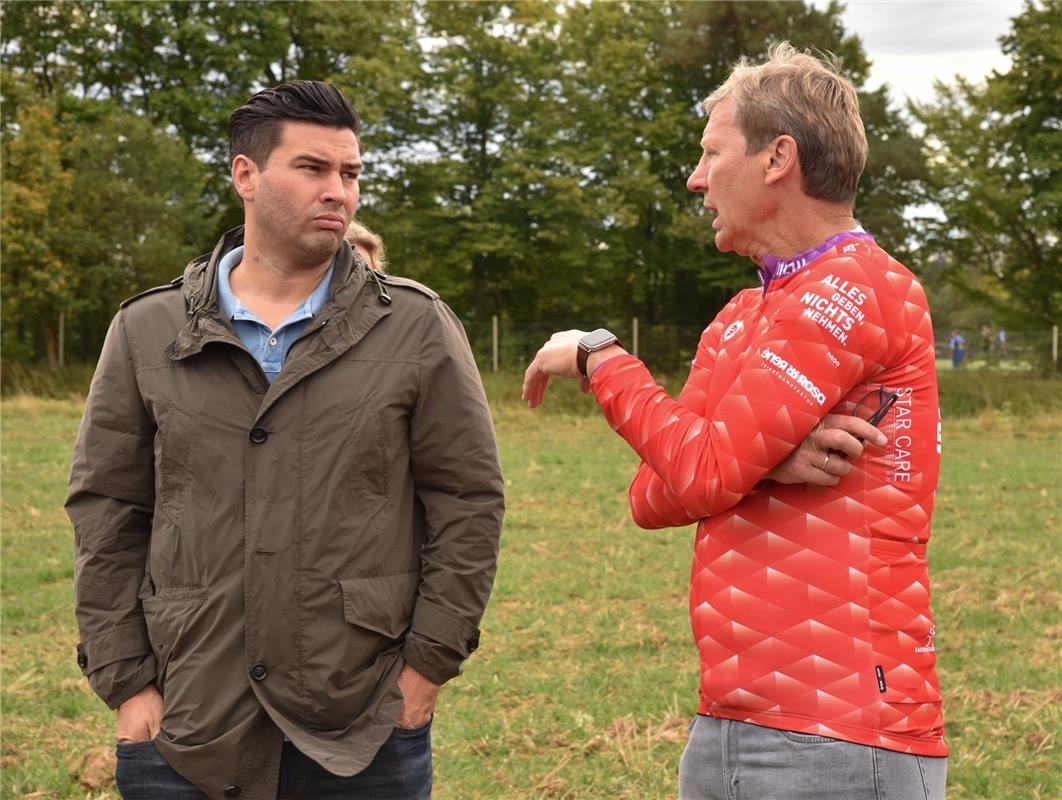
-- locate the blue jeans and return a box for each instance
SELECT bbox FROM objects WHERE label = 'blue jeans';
[679,715,946,800]
[115,721,433,799]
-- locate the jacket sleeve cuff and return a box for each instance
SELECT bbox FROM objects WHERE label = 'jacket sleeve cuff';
[77,621,157,709]
[589,352,639,393]
[94,657,159,710]
[401,599,482,685]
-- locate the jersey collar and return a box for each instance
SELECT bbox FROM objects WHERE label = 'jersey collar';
[758,228,875,293]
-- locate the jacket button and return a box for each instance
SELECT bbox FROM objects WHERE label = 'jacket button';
[249,427,268,444]
[77,650,88,670]
[224,786,241,798]
[249,663,268,681]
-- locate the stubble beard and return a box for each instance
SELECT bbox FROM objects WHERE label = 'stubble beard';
[258,204,344,271]
[294,228,344,268]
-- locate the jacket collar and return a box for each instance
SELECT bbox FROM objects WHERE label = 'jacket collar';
[167,226,371,362]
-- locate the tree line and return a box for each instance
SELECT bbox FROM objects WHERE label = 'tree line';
[2,0,1057,367]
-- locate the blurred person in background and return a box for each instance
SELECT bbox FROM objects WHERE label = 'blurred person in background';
[950,329,966,368]
[346,219,388,272]
[523,43,947,800]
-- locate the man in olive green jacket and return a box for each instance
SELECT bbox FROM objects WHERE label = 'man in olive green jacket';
[67,81,504,800]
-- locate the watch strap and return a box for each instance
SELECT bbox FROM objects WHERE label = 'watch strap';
[576,343,592,380]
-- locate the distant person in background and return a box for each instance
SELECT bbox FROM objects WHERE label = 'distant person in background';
[980,323,993,359]
[523,43,947,799]
[346,219,388,272]
[996,327,1008,359]
[950,329,966,368]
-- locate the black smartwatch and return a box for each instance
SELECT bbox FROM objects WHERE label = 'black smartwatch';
[577,328,621,379]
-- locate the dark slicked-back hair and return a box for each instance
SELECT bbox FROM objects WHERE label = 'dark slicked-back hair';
[228,80,359,167]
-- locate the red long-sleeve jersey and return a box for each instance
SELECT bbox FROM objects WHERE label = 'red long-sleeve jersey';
[591,236,946,756]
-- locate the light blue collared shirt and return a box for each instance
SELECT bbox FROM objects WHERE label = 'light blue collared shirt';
[216,246,334,383]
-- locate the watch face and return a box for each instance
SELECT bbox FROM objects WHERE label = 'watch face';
[581,328,617,350]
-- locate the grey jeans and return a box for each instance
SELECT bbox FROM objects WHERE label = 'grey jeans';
[679,715,946,800]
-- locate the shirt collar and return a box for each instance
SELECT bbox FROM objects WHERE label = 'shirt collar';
[217,246,335,328]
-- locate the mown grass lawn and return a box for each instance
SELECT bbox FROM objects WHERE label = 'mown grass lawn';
[2,389,1059,799]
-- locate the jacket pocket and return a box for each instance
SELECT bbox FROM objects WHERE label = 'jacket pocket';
[154,404,197,524]
[339,572,419,640]
[867,539,942,725]
[344,400,391,522]
[140,585,208,695]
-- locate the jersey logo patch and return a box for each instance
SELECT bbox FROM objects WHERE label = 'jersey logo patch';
[760,347,827,406]
[915,626,937,654]
[722,320,744,342]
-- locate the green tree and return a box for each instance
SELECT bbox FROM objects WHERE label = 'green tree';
[60,102,219,360]
[1,98,216,364]
[1,0,422,226]
[912,0,1061,332]
[1,1,422,363]
[368,2,581,324]
[550,0,922,329]
[1,102,74,364]
[2,0,932,368]
[369,0,922,336]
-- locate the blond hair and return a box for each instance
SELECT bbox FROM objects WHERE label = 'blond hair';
[345,220,388,271]
[704,42,867,205]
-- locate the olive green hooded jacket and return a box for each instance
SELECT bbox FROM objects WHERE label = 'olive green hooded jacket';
[67,227,504,799]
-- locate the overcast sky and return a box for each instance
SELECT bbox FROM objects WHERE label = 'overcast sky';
[813,0,1024,104]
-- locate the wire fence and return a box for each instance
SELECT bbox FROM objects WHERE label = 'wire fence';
[462,316,1060,376]
[933,328,1057,371]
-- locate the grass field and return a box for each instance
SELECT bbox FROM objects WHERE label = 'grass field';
[2,387,1060,799]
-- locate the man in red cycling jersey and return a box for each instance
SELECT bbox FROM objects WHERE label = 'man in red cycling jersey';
[523,43,946,800]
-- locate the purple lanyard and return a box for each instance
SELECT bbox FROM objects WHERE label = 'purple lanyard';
[758,229,875,293]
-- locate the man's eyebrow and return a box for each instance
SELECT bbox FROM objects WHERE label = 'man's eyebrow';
[293,154,362,171]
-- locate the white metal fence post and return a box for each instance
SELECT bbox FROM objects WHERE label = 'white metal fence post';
[492,315,499,373]
[58,310,65,368]
[1053,324,1058,372]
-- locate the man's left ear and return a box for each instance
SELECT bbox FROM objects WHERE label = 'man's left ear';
[764,135,798,186]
